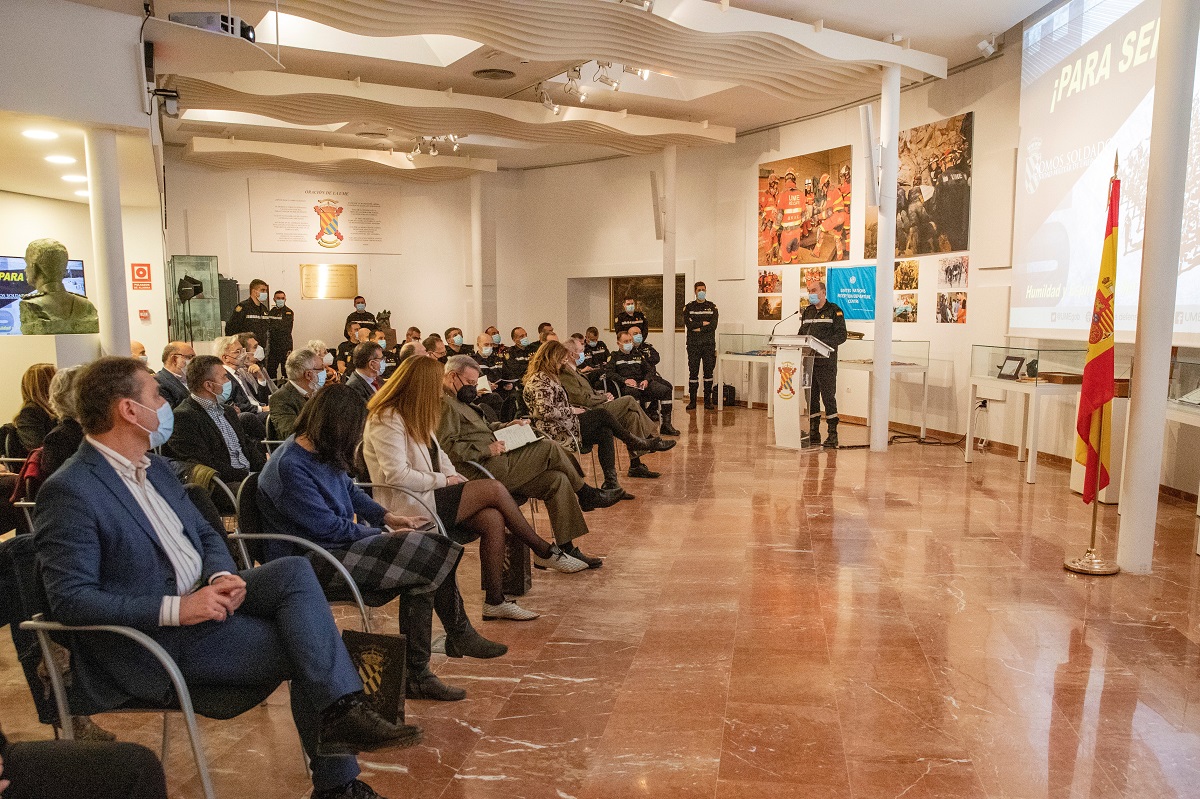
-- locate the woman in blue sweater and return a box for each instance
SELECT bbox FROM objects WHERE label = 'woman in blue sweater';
[258,383,506,702]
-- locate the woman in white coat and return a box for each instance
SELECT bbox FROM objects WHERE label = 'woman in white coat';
[362,356,588,621]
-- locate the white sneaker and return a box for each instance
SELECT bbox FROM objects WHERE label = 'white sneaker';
[482,600,540,621]
[532,545,590,574]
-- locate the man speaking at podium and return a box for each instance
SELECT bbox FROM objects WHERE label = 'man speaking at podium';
[798,281,847,448]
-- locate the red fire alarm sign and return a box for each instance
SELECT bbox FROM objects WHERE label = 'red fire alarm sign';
[131,263,152,290]
[138,309,150,321]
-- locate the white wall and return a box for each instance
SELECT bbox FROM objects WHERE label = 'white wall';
[163,155,473,352]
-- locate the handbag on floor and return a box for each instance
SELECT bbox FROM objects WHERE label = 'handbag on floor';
[341,630,407,724]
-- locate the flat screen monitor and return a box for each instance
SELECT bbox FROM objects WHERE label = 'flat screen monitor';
[0,255,87,336]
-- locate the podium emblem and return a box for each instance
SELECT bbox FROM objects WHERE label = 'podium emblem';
[777,361,797,400]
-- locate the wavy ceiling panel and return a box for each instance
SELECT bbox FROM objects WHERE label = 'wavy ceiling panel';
[260,0,891,101]
[170,76,733,155]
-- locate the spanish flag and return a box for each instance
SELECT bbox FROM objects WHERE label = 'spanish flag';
[1074,168,1119,504]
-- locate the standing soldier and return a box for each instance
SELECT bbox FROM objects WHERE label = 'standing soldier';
[683,281,719,410]
[345,295,377,334]
[614,297,647,338]
[798,281,847,448]
[266,289,294,381]
[225,278,273,355]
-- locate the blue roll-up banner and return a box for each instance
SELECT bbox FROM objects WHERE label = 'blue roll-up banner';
[826,265,875,320]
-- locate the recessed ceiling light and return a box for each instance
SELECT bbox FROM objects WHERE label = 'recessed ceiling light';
[74,190,90,198]
[23,129,58,140]
[62,174,88,183]
[45,155,77,165]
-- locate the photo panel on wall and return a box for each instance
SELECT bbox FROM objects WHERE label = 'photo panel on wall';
[758,146,853,266]
[894,292,919,323]
[936,254,969,289]
[894,259,919,291]
[936,291,968,324]
[758,295,783,321]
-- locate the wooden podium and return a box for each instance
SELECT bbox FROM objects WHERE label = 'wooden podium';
[768,335,832,450]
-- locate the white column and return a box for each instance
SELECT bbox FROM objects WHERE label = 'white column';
[1116,0,1200,574]
[470,174,484,337]
[662,144,678,392]
[84,128,130,357]
[871,65,901,451]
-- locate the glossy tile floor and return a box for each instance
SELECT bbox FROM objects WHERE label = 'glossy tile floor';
[3,408,1200,799]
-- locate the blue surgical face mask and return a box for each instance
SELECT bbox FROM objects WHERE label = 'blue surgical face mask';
[633,333,644,345]
[133,399,174,448]
[624,303,635,313]
[621,342,634,353]
[216,378,233,403]
[315,368,327,388]
[697,291,706,301]
[492,333,502,344]
[356,302,366,312]
[519,337,530,348]
[808,293,819,305]
[453,335,463,346]
[576,352,587,365]
[274,298,285,308]
[257,291,269,304]
[586,339,597,347]
[481,346,494,357]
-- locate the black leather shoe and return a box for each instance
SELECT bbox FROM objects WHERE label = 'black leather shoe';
[685,398,698,410]
[823,436,839,449]
[445,629,508,659]
[627,463,661,479]
[660,423,681,436]
[578,484,622,511]
[313,779,389,799]
[319,696,423,756]
[407,671,467,701]
[564,544,604,568]
[647,437,676,452]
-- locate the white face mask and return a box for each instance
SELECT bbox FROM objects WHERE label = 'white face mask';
[323,352,334,366]
[254,345,265,361]
[481,346,494,357]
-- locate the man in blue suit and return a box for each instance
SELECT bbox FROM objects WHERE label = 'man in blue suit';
[34,356,418,799]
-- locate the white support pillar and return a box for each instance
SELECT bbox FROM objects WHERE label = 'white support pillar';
[84,128,130,357]
[870,65,901,452]
[1116,0,1200,574]
[662,144,678,392]
[470,174,484,337]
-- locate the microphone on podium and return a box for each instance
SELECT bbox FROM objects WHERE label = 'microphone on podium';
[770,309,800,337]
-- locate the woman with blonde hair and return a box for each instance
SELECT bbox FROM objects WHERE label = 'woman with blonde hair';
[41,366,85,476]
[363,356,588,623]
[12,363,57,455]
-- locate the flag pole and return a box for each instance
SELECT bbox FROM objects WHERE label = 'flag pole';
[1065,153,1121,576]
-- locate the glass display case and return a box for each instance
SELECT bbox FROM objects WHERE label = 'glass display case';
[970,344,1087,385]
[838,339,930,369]
[168,255,223,343]
[1169,353,1200,406]
[719,333,774,356]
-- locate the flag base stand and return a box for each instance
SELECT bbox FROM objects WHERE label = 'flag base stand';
[1064,549,1120,576]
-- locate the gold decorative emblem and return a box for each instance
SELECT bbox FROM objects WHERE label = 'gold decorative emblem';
[777,361,797,400]
[314,199,345,249]
[356,647,387,695]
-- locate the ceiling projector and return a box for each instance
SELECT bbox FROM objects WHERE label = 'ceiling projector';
[168,12,255,42]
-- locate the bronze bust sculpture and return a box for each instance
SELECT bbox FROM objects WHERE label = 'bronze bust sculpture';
[19,238,99,335]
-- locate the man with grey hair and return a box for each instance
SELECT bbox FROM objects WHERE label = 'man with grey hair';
[437,354,620,568]
[213,334,268,440]
[268,347,323,439]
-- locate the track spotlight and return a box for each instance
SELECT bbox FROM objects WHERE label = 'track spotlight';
[536,83,561,115]
[594,62,620,91]
[623,64,651,80]
[617,0,654,10]
[977,36,997,58]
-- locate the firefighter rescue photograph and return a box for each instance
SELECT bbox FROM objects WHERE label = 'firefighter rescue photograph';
[757,146,852,266]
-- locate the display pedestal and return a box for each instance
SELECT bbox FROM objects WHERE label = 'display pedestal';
[1069,395,1129,505]
[1164,401,1200,528]
[769,335,832,451]
[715,352,775,416]
[965,376,1082,484]
[840,359,930,439]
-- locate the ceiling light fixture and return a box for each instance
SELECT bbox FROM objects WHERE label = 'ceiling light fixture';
[623,64,651,80]
[45,155,77,165]
[62,175,88,183]
[74,190,90,197]
[23,129,59,141]
[616,0,654,10]
[536,83,561,115]
[977,35,998,58]
[595,62,620,91]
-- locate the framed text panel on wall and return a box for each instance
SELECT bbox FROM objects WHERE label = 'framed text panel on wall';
[300,264,359,300]
[248,177,403,254]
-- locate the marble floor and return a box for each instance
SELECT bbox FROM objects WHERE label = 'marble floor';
[3,408,1200,799]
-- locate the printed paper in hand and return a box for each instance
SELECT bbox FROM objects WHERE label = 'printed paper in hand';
[493,423,538,452]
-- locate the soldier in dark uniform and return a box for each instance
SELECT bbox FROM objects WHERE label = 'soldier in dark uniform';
[445,327,475,358]
[614,297,647,338]
[582,326,610,387]
[798,281,848,448]
[683,281,719,410]
[265,289,294,380]
[224,278,273,351]
[471,332,506,420]
[344,295,377,334]
[610,329,679,437]
[500,326,536,419]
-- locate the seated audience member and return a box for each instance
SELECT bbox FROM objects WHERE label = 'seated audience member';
[155,341,194,407]
[582,327,610,385]
[131,340,148,364]
[484,325,505,357]
[41,366,85,478]
[445,327,474,358]
[306,338,340,386]
[235,331,278,405]
[373,329,400,373]
[438,355,620,568]
[609,329,679,436]
[471,333,507,419]
[525,342,662,498]
[363,358,588,621]
[258,384,484,701]
[628,325,679,434]
[167,355,265,483]
[536,322,554,339]
[214,335,268,440]
[397,340,427,365]
[424,335,447,363]
[336,323,366,373]
[501,327,535,400]
[0,725,166,799]
[13,364,57,456]
[404,326,422,344]
[344,341,385,405]
[268,347,322,440]
[562,337,674,478]
[35,356,420,799]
